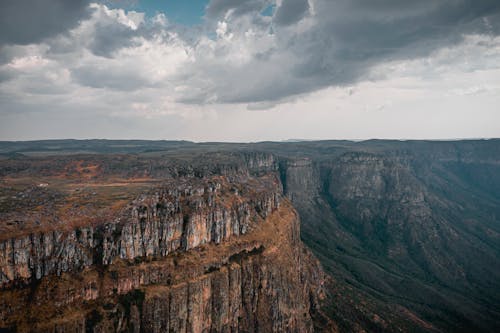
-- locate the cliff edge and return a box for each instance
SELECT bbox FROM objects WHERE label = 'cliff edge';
[0,159,335,333]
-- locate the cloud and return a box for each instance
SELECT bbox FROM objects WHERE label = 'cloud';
[0,0,91,46]
[3,1,500,105]
[274,0,310,26]
[274,0,500,95]
[205,0,268,19]
[87,5,144,57]
[176,0,500,104]
[1,0,500,143]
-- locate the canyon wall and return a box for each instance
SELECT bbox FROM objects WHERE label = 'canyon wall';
[0,168,334,333]
[0,178,279,285]
[278,146,500,332]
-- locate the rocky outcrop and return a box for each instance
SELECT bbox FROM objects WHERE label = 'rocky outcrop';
[278,147,500,333]
[324,153,431,224]
[0,177,281,286]
[3,139,500,333]
[280,158,321,202]
[0,173,333,333]
[0,228,95,282]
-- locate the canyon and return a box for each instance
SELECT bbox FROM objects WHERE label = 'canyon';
[0,152,333,332]
[1,139,499,332]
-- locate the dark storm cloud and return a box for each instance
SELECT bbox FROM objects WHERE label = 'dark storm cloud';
[292,0,500,79]
[2,0,500,108]
[0,0,91,46]
[274,0,309,26]
[88,15,139,57]
[172,0,500,105]
[229,0,500,103]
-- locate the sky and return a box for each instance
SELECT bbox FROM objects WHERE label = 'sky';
[0,0,499,142]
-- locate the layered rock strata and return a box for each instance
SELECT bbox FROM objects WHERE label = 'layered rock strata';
[0,174,333,333]
[0,176,280,285]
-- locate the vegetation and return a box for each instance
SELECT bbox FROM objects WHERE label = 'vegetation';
[1,139,499,332]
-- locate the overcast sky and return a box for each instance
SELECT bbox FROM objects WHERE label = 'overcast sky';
[0,0,499,141]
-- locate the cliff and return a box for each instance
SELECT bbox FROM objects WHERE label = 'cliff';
[0,169,334,332]
[4,139,499,332]
[0,176,280,285]
[278,144,500,332]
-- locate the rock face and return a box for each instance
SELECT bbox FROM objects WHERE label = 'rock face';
[0,177,280,285]
[4,140,499,332]
[280,158,320,203]
[0,171,333,333]
[279,143,500,333]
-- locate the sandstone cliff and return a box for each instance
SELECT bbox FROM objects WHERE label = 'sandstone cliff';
[2,139,500,332]
[0,169,334,333]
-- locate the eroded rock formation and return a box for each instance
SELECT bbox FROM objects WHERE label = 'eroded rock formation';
[0,169,334,333]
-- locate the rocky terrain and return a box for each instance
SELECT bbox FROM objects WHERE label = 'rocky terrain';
[0,152,334,332]
[1,139,499,332]
[276,140,500,332]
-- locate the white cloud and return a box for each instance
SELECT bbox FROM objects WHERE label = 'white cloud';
[0,1,500,140]
[91,3,144,29]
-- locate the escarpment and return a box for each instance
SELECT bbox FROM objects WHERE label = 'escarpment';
[278,146,500,332]
[2,139,500,333]
[0,156,334,333]
[0,177,280,285]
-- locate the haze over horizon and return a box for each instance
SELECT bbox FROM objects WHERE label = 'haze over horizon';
[1,0,500,141]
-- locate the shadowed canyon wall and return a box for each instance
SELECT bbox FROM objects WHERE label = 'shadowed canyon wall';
[278,141,500,332]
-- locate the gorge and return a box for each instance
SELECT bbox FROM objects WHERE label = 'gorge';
[0,139,499,332]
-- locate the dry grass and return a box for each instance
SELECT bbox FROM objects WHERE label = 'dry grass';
[0,173,163,240]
